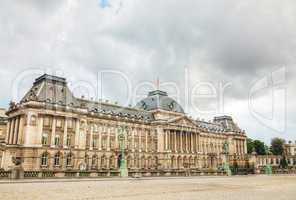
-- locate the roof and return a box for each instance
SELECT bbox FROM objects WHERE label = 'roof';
[13,74,246,133]
[194,116,243,133]
[19,74,154,121]
[135,90,185,113]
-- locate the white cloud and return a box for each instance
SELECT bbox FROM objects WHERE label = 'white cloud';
[0,0,296,143]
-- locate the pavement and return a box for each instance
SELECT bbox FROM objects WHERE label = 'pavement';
[0,175,295,200]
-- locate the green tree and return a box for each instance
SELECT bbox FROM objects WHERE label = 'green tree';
[270,138,285,155]
[247,138,255,154]
[280,156,288,169]
[253,140,267,155]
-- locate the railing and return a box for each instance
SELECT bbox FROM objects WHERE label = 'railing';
[0,171,11,179]
[24,171,39,178]
[4,167,296,179]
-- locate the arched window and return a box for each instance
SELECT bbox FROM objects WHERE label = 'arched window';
[141,157,146,169]
[41,152,48,166]
[154,156,158,169]
[194,157,198,168]
[171,156,175,169]
[109,156,115,169]
[101,155,107,169]
[189,157,194,168]
[54,153,61,166]
[177,156,182,169]
[147,157,152,169]
[183,157,188,168]
[66,153,73,166]
[126,156,132,169]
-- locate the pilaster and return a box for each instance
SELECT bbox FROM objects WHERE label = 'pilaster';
[51,117,56,147]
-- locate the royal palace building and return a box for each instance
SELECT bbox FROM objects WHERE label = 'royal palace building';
[0,74,247,177]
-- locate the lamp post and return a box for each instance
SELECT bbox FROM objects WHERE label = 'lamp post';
[118,126,128,177]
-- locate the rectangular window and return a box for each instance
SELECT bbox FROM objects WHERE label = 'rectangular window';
[66,135,71,146]
[44,117,50,126]
[93,138,97,148]
[56,119,62,128]
[42,134,48,145]
[110,137,115,149]
[54,136,60,146]
[68,119,72,128]
[102,136,107,149]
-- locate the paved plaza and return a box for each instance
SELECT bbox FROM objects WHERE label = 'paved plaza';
[0,175,295,200]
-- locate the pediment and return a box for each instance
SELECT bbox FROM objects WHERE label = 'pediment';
[167,116,197,127]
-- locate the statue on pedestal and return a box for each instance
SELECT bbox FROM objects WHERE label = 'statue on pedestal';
[11,156,24,179]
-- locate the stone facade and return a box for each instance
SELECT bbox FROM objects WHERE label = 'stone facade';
[0,74,248,176]
[284,141,296,156]
[0,108,7,144]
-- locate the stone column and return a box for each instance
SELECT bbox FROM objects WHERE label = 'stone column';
[180,131,183,153]
[115,126,118,149]
[5,119,10,144]
[244,139,247,155]
[185,131,188,153]
[164,130,168,151]
[17,116,24,145]
[89,124,94,150]
[98,125,102,151]
[81,120,87,149]
[51,117,56,147]
[74,119,80,148]
[157,127,164,153]
[194,133,198,152]
[107,126,111,151]
[139,128,142,152]
[36,116,43,146]
[9,118,15,144]
[240,140,243,155]
[12,117,17,144]
[5,119,11,144]
[63,118,68,147]
[13,117,20,145]
[12,118,17,144]
[132,128,135,152]
[174,131,177,152]
[191,132,194,153]
[167,130,170,151]
[196,133,199,152]
[145,130,148,152]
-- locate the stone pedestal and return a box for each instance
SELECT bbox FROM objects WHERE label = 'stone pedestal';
[11,165,24,179]
[221,153,232,176]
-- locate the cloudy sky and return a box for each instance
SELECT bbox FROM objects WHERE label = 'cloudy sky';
[0,0,295,143]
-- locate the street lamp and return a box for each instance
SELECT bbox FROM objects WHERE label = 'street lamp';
[222,141,232,176]
[118,125,128,177]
